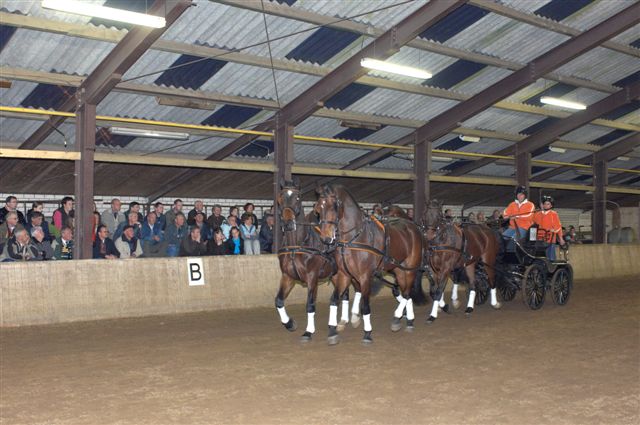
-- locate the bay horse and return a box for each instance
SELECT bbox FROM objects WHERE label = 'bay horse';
[275,181,360,342]
[316,184,424,344]
[421,199,502,323]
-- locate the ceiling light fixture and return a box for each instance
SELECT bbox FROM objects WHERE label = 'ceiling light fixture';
[109,127,189,141]
[339,120,382,131]
[458,134,481,143]
[548,146,567,153]
[432,156,453,162]
[42,0,166,28]
[617,156,630,161]
[540,96,586,110]
[361,58,432,79]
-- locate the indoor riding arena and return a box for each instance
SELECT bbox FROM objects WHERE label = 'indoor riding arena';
[1,1,639,424]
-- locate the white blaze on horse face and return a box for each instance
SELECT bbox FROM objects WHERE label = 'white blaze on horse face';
[352,292,361,315]
[451,284,459,301]
[363,314,372,332]
[490,288,498,306]
[394,297,408,318]
[329,305,338,327]
[277,307,290,324]
[306,312,315,334]
[467,290,476,308]
[340,299,349,322]
[406,298,415,321]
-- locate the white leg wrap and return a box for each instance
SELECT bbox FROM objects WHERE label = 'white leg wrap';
[394,297,408,318]
[395,294,404,303]
[452,284,459,301]
[490,288,498,306]
[467,290,476,308]
[277,307,290,324]
[340,299,349,322]
[328,305,338,327]
[438,293,445,308]
[430,301,439,318]
[351,292,361,315]
[363,314,372,332]
[306,312,315,334]
[406,298,415,321]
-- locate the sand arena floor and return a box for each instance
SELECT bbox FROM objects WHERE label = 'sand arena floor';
[1,277,638,425]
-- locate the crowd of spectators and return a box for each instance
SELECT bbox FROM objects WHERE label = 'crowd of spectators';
[0,195,275,262]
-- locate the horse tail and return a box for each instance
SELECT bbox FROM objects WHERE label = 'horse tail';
[410,269,428,305]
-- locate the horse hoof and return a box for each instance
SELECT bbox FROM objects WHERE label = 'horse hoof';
[492,302,503,310]
[351,315,361,328]
[442,304,452,314]
[283,318,297,332]
[426,316,437,324]
[300,332,313,342]
[391,317,402,332]
[452,300,461,310]
[327,334,340,346]
[405,320,414,332]
[337,320,348,332]
[465,307,474,316]
[362,331,373,345]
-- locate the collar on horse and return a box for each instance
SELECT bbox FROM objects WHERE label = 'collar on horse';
[428,222,476,267]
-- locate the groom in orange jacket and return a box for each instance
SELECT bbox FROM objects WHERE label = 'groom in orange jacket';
[533,195,566,261]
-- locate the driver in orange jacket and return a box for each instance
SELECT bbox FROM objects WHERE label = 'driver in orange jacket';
[503,185,535,241]
[533,196,565,261]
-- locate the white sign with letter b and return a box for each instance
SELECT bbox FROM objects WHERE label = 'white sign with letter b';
[187,258,205,286]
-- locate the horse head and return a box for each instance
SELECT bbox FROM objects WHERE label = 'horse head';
[277,179,302,232]
[316,183,340,245]
[423,199,444,236]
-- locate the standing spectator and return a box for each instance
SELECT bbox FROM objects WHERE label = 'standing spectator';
[187,200,205,226]
[2,227,38,261]
[221,215,238,240]
[193,212,211,241]
[240,213,260,255]
[153,202,166,230]
[164,199,184,229]
[259,213,275,254]
[226,226,244,255]
[477,212,486,224]
[565,225,580,244]
[0,211,20,251]
[92,211,102,243]
[26,201,44,223]
[113,211,142,241]
[165,213,188,257]
[467,212,477,224]
[0,196,26,226]
[180,226,207,257]
[52,226,74,260]
[207,204,225,232]
[124,201,141,222]
[115,225,142,259]
[141,212,165,257]
[31,227,54,260]
[243,203,259,227]
[93,225,119,259]
[26,211,52,243]
[101,198,125,237]
[207,229,231,256]
[52,196,74,232]
[407,208,414,221]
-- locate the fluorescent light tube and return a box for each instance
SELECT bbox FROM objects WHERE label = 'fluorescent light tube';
[361,58,432,79]
[110,127,189,141]
[540,96,586,110]
[432,156,453,162]
[548,146,566,153]
[617,156,630,161]
[459,135,481,143]
[42,0,166,28]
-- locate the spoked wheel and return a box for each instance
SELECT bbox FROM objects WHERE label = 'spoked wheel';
[522,263,546,310]
[465,264,489,305]
[474,286,489,305]
[551,267,572,306]
[498,276,518,302]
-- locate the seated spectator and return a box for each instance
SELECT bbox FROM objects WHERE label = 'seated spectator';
[564,225,580,244]
[1,227,38,261]
[207,204,225,231]
[180,226,207,257]
[113,211,142,241]
[0,196,26,226]
[193,212,211,242]
[187,200,205,226]
[165,213,188,257]
[226,226,244,255]
[243,203,259,227]
[153,202,166,230]
[477,212,486,224]
[124,201,141,222]
[30,226,54,260]
[26,211,52,243]
[0,211,20,252]
[372,204,383,219]
[164,199,184,230]
[26,201,44,223]
[467,212,477,224]
[52,226,74,260]
[444,209,453,220]
[207,229,231,256]
[141,212,165,257]
[261,205,275,226]
[101,198,125,237]
[93,224,120,259]
[52,196,74,232]
[259,213,275,254]
[92,211,102,243]
[221,215,238,240]
[240,213,260,255]
[407,208,414,221]
[115,225,142,259]
[229,206,239,221]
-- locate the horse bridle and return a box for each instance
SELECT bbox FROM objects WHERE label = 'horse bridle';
[279,187,304,232]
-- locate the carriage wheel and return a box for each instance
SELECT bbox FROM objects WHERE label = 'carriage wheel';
[551,268,572,306]
[522,263,546,310]
[498,279,517,302]
[475,286,488,305]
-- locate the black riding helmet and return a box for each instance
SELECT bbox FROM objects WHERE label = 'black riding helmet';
[514,185,527,198]
[541,195,554,206]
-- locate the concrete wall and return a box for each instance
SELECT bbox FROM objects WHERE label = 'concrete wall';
[2,245,638,327]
